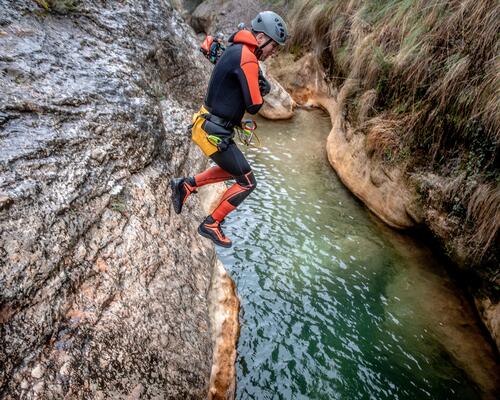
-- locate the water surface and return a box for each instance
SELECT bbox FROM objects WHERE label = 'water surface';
[217,109,498,400]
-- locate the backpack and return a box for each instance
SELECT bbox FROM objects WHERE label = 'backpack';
[200,35,214,57]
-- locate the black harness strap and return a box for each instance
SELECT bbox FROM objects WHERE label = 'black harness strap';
[201,113,235,130]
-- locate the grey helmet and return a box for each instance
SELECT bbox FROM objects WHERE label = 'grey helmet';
[216,32,224,40]
[251,11,288,45]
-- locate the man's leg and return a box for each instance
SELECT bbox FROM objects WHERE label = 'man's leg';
[198,143,257,247]
[171,165,233,215]
[194,166,233,187]
[210,171,257,222]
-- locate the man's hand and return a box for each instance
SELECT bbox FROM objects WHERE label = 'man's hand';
[258,69,271,97]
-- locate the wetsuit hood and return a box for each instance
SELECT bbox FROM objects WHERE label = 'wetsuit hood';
[229,29,258,49]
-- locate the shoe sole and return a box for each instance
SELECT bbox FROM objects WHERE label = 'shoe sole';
[198,225,232,248]
[170,178,183,214]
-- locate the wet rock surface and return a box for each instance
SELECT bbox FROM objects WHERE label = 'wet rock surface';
[0,0,222,398]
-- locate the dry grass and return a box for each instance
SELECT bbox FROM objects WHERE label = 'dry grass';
[288,0,499,266]
[357,89,377,123]
[289,0,499,150]
[364,116,404,162]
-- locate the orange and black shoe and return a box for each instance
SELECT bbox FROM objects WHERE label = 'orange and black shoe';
[170,177,197,214]
[198,216,232,248]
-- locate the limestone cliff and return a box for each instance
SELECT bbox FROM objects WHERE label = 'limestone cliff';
[0,0,235,398]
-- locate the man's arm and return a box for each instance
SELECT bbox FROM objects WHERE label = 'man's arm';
[258,68,271,97]
[236,59,263,114]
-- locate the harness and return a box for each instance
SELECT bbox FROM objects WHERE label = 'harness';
[191,105,260,156]
[201,112,235,130]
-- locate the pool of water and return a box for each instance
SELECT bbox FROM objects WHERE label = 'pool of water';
[216,109,498,399]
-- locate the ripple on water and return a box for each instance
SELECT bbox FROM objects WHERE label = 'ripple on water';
[217,109,497,399]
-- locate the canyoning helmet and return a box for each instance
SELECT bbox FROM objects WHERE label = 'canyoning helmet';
[237,22,246,30]
[216,32,224,41]
[251,11,288,45]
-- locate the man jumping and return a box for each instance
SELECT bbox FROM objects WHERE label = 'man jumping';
[171,11,288,248]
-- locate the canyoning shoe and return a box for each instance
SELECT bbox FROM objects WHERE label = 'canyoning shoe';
[170,177,197,214]
[198,216,232,248]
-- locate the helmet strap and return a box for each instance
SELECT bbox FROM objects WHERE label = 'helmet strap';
[255,38,274,60]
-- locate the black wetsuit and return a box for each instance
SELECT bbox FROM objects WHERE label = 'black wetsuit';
[195,29,265,217]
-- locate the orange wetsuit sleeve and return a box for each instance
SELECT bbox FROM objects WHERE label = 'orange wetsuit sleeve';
[237,58,263,114]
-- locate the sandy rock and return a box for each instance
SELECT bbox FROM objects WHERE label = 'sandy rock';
[258,63,295,120]
[268,53,331,104]
[199,182,227,215]
[207,259,239,400]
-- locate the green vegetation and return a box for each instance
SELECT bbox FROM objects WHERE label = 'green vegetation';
[288,0,499,268]
[110,200,127,214]
[33,0,80,14]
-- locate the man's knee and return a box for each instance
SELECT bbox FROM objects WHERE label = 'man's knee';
[237,171,257,191]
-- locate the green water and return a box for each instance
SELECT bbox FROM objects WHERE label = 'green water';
[216,109,497,399]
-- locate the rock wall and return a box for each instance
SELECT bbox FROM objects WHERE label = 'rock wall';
[0,1,236,398]
[200,183,240,400]
[257,63,295,120]
[190,0,262,37]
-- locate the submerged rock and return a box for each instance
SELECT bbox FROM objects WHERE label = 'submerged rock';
[0,0,236,398]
